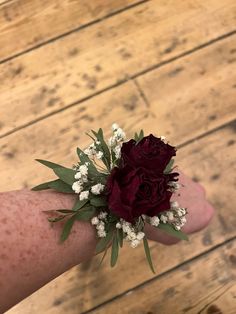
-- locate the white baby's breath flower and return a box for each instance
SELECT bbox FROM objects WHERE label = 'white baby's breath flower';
[116,222,122,229]
[128,232,136,240]
[130,239,140,248]
[160,215,168,224]
[91,183,105,195]
[91,216,99,225]
[112,123,119,131]
[74,172,82,180]
[174,225,181,231]
[79,190,89,201]
[150,216,160,227]
[171,201,179,209]
[114,145,121,159]
[166,211,174,221]
[98,230,106,238]
[72,181,83,194]
[180,216,187,225]
[114,128,126,141]
[79,164,88,176]
[96,222,105,231]
[136,232,145,241]
[108,136,116,147]
[96,151,104,159]
[98,211,107,219]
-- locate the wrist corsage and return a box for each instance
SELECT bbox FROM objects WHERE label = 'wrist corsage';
[32,124,188,273]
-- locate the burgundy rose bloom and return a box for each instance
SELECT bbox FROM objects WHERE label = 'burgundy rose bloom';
[121,134,176,173]
[106,165,178,223]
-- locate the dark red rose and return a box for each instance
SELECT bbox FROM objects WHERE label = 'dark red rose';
[106,165,178,223]
[121,134,176,173]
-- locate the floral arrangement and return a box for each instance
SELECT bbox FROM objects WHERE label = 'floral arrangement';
[32,124,188,273]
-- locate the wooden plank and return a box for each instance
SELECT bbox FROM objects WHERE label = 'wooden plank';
[0,0,141,61]
[137,35,236,144]
[0,81,148,191]
[3,108,236,311]
[1,36,236,191]
[89,240,236,314]
[1,0,236,137]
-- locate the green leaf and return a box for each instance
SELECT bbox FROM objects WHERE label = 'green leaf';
[56,209,75,214]
[76,147,99,176]
[110,233,119,267]
[31,180,57,191]
[48,180,73,193]
[164,159,175,174]
[75,207,96,221]
[134,132,139,142]
[60,215,76,242]
[143,236,155,274]
[117,228,123,248]
[134,129,144,143]
[48,179,73,193]
[92,128,111,170]
[139,129,144,140]
[48,216,66,223]
[72,199,88,211]
[96,230,113,254]
[53,167,76,185]
[157,223,189,241]
[35,159,65,170]
[32,179,73,193]
[90,196,107,207]
[98,247,108,267]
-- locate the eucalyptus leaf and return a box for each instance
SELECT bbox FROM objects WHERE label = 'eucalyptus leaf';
[157,223,189,241]
[72,199,88,211]
[53,167,76,185]
[96,230,113,254]
[134,129,144,143]
[56,209,75,214]
[60,215,76,242]
[110,233,119,267]
[117,228,123,248]
[164,159,175,174]
[134,132,139,142]
[90,196,107,207]
[75,207,96,221]
[48,216,66,223]
[143,236,155,274]
[98,247,108,267]
[139,129,144,140]
[31,180,57,191]
[35,159,65,170]
[48,179,73,193]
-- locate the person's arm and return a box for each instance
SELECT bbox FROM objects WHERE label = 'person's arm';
[0,172,214,313]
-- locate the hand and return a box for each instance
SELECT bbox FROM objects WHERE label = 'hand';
[144,170,215,245]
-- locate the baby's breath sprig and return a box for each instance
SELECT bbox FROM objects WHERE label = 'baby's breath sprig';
[32,124,188,273]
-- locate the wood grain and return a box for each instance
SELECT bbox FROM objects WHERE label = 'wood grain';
[137,35,236,144]
[1,0,236,137]
[1,36,236,191]
[4,117,236,313]
[0,0,141,61]
[90,239,236,314]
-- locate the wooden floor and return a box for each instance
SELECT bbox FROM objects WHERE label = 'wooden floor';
[1,0,236,313]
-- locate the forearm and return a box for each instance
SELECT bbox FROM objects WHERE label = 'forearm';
[0,172,214,312]
[0,190,97,313]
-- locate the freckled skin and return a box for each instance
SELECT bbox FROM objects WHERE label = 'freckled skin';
[0,172,214,312]
[0,190,97,313]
